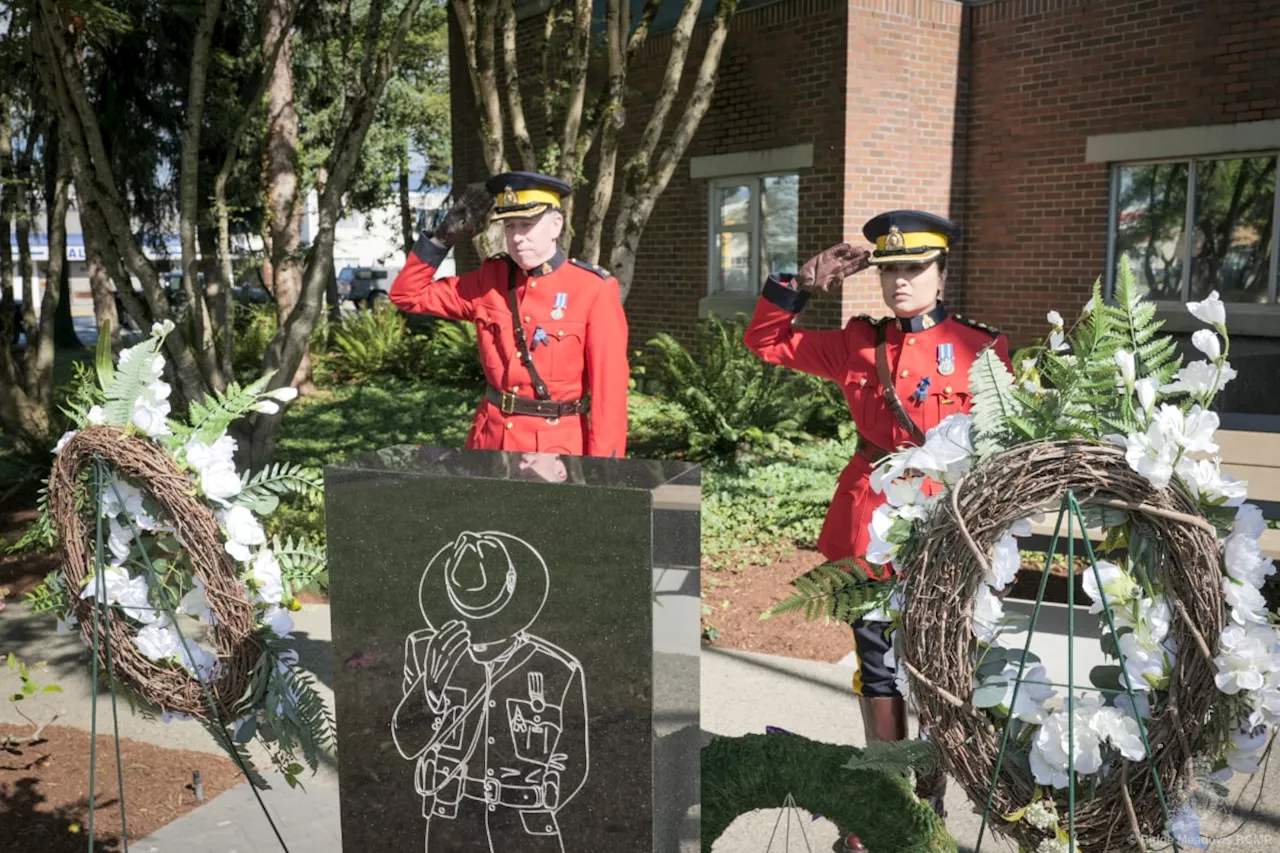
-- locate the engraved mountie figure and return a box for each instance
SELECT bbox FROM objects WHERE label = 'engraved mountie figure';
[392,531,589,852]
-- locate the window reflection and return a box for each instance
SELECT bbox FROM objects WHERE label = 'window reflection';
[761,175,799,280]
[1115,162,1189,301]
[1190,157,1275,303]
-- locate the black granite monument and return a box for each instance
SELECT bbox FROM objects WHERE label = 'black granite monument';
[325,446,700,853]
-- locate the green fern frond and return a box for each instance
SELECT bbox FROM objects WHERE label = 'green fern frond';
[270,534,328,590]
[763,562,894,624]
[238,463,323,504]
[968,348,1022,456]
[103,336,166,425]
[843,738,940,777]
[185,376,273,444]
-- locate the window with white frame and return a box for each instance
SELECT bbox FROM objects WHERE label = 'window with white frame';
[1108,152,1279,305]
[707,174,799,295]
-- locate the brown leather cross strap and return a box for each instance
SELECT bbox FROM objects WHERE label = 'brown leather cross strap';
[875,322,926,444]
[504,258,551,401]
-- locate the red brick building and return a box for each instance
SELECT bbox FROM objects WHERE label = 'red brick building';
[450,0,1280,416]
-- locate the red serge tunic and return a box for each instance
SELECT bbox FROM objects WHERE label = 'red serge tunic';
[389,237,630,457]
[744,275,1012,567]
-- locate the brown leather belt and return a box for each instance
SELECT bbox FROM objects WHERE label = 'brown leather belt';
[485,385,588,418]
[856,440,890,464]
[461,775,544,809]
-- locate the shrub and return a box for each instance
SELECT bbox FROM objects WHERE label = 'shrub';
[326,302,409,382]
[647,315,829,461]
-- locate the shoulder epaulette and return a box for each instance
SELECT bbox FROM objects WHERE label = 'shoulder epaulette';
[952,313,1001,338]
[569,258,611,279]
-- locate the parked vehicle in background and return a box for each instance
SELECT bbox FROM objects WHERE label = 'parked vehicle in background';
[336,266,395,309]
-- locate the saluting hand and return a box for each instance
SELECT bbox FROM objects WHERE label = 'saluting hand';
[422,619,471,709]
[433,184,494,247]
[794,243,871,293]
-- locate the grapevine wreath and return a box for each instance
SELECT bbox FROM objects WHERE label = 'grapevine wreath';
[790,267,1276,853]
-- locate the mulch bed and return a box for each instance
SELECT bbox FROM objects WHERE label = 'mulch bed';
[0,724,243,852]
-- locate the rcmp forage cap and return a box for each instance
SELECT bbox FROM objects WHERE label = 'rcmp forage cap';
[485,171,573,221]
[863,210,960,266]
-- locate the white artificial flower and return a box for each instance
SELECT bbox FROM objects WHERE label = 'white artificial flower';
[1126,597,1172,648]
[106,517,134,566]
[1091,704,1147,760]
[864,505,898,566]
[267,386,299,402]
[1118,632,1169,691]
[1049,329,1068,352]
[130,392,172,438]
[262,605,295,638]
[1224,532,1275,590]
[1154,404,1219,454]
[1234,504,1267,541]
[1177,456,1248,508]
[1000,662,1057,724]
[1021,358,1036,373]
[1082,296,1095,314]
[1009,517,1033,538]
[1114,349,1136,387]
[151,319,175,336]
[253,400,281,415]
[100,478,145,518]
[1162,360,1238,398]
[1191,329,1222,361]
[222,505,266,562]
[1187,290,1226,327]
[1134,378,1158,419]
[1113,691,1152,720]
[1047,310,1064,327]
[178,639,217,679]
[1169,803,1208,850]
[1223,576,1269,626]
[1081,561,1139,615]
[184,435,237,473]
[1036,838,1073,853]
[1225,724,1268,774]
[986,535,1021,591]
[1122,423,1178,489]
[53,430,76,454]
[179,578,214,624]
[884,645,911,701]
[972,586,1004,645]
[1030,696,1102,788]
[870,450,913,495]
[251,548,284,605]
[200,460,243,504]
[906,414,975,483]
[1255,671,1280,726]
[135,617,183,662]
[1024,799,1058,832]
[1214,624,1280,694]
[87,405,107,425]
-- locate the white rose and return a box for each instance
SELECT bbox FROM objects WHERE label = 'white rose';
[200,460,243,503]
[251,548,284,605]
[87,405,107,425]
[222,505,265,562]
[262,605,295,638]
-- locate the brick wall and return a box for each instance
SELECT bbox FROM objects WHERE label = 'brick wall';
[961,0,1280,346]
[841,0,967,320]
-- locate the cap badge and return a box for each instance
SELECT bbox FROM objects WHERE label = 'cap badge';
[884,226,906,252]
[502,186,519,207]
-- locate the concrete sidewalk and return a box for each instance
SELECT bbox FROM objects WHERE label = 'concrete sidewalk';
[5,602,1280,853]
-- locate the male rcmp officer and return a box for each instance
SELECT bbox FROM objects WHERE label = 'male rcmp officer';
[389,172,629,457]
[744,211,1012,825]
[392,531,588,852]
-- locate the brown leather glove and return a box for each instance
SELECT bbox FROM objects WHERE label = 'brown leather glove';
[793,243,870,293]
[433,183,494,247]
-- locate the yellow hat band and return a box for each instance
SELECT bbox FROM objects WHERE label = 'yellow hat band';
[875,231,950,252]
[497,188,562,210]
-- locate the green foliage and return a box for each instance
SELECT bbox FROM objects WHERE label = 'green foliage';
[178,375,273,446]
[1105,261,1182,387]
[6,653,63,705]
[763,561,895,624]
[23,571,68,615]
[842,738,940,777]
[968,347,1027,456]
[327,302,409,382]
[646,315,831,461]
[401,319,486,388]
[235,463,325,518]
[701,733,954,853]
[7,483,57,554]
[269,534,329,597]
[232,304,280,379]
[701,438,855,568]
[102,333,166,425]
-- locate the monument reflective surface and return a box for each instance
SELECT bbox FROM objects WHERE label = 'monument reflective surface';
[325,447,700,852]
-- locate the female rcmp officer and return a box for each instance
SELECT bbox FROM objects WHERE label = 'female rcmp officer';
[389,172,630,458]
[744,210,1013,824]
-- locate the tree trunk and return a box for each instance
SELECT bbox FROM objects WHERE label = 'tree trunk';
[0,99,14,346]
[85,240,121,354]
[44,129,81,352]
[178,0,227,392]
[399,145,414,255]
[249,0,427,468]
[34,141,73,407]
[264,0,309,391]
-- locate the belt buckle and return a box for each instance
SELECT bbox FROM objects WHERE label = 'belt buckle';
[483,777,500,804]
[500,391,516,415]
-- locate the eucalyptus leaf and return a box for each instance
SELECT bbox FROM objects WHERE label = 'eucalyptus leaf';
[973,682,1010,708]
[1089,665,1124,693]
